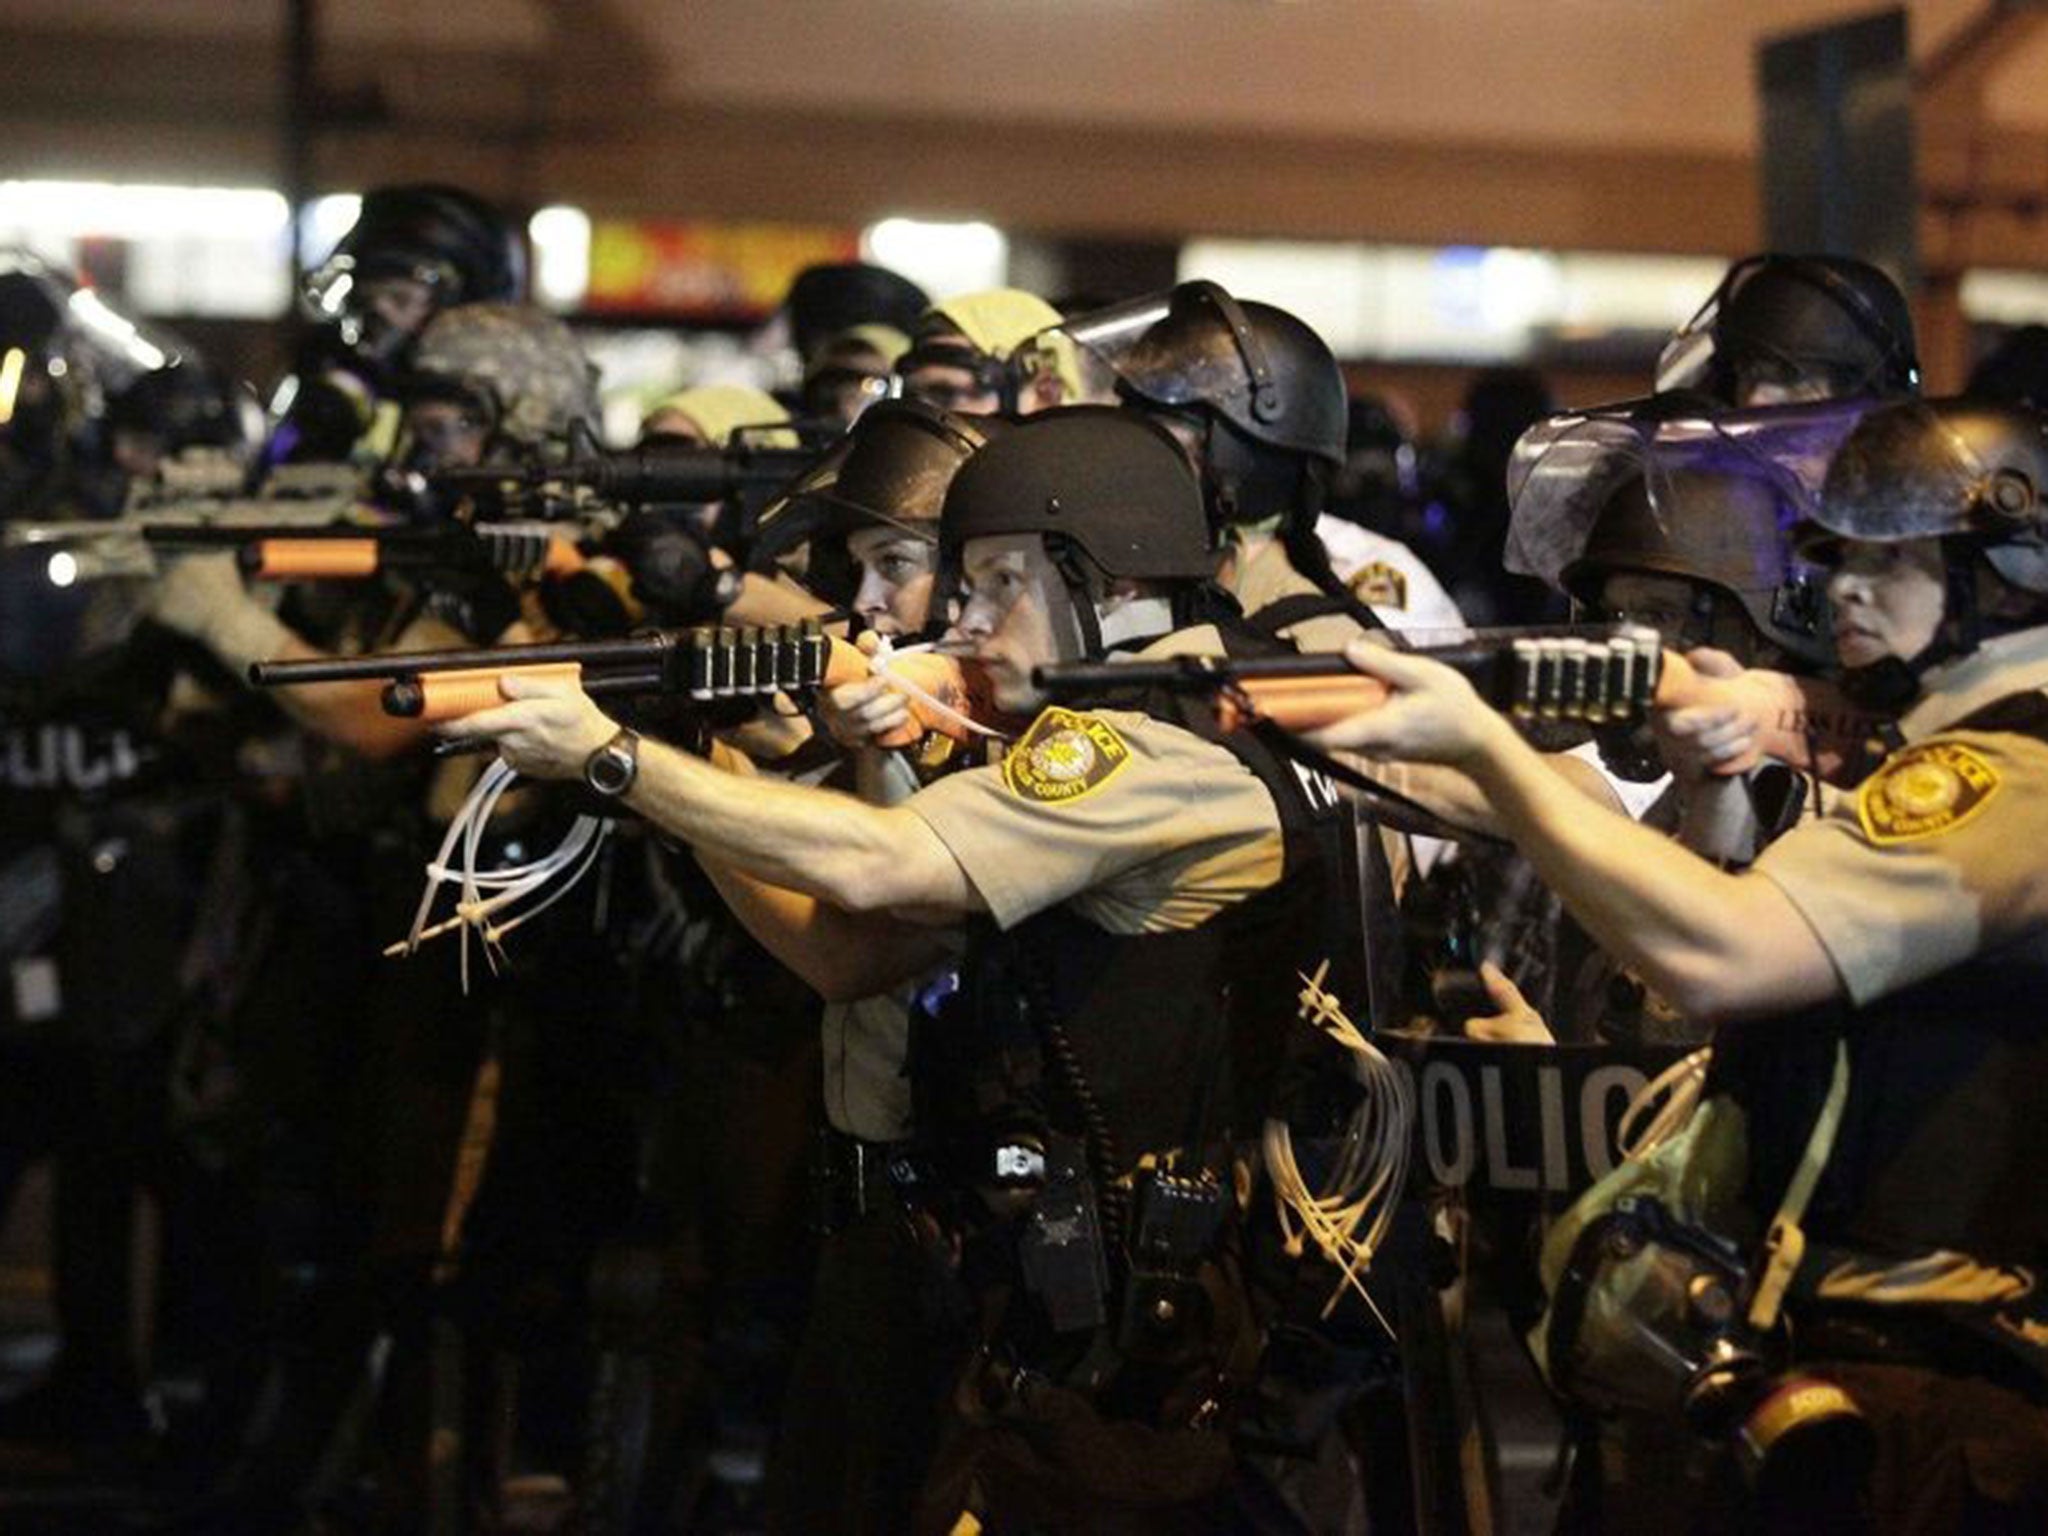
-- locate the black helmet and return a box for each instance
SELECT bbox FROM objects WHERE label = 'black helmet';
[783,262,929,363]
[1562,467,1829,665]
[1657,254,1919,404]
[1802,398,2048,595]
[794,398,997,543]
[106,359,246,455]
[1068,280,1347,467]
[939,405,1212,584]
[303,185,525,331]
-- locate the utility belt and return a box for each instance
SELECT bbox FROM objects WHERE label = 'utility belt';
[928,1123,1259,1436]
[808,1124,924,1237]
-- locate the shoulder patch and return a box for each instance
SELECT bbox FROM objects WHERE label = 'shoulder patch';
[1001,707,1133,804]
[1856,740,2001,845]
[1349,561,1409,611]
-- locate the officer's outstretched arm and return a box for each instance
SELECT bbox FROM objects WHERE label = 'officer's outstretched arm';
[1311,641,1840,1026]
[700,860,957,1000]
[688,741,957,999]
[453,672,985,919]
[148,552,436,761]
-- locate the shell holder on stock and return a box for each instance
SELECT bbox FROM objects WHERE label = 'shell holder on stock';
[1032,625,1668,736]
[248,619,1015,745]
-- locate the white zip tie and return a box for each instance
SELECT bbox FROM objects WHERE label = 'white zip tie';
[866,638,1011,742]
[1262,960,1413,1335]
[391,756,612,992]
[1617,1046,1712,1160]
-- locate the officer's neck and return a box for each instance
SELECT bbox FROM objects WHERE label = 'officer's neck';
[1093,593,1176,652]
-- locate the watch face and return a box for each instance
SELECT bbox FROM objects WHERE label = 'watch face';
[586,732,637,795]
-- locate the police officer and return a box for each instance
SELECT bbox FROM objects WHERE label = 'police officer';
[1656,253,1920,408]
[443,405,1366,1530]
[1311,395,2048,1533]
[706,398,996,1534]
[1059,279,1402,643]
[270,183,525,467]
[895,288,1079,416]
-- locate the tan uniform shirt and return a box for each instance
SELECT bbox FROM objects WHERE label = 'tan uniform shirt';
[905,689,1285,938]
[1755,626,2048,1007]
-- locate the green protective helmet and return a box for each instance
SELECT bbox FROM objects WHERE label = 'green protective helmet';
[938,405,1213,582]
[405,302,599,450]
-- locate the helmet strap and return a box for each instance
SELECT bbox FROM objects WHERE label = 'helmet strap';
[1045,534,1104,658]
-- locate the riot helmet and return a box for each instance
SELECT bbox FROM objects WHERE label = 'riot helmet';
[1561,467,1830,667]
[1793,399,2048,701]
[1070,281,1346,470]
[1802,398,2048,591]
[0,253,183,517]
[1657,254,1919,406]
[302,185,526,369]
[939,404,1213,666]
[783,262,929,364]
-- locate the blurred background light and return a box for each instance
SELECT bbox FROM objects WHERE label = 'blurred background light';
[529,205,592,312]
[862,218,1008,303]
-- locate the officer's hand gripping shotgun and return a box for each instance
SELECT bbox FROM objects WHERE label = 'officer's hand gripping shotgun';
[248,623,1010,747]
[1035,626,1670,733]
[1037,623,1861,771]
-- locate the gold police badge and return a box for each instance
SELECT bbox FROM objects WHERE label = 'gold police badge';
[1002,707,1132,804]
[1856,740,2001,845]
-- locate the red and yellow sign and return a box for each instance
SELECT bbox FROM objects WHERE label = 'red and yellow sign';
[585,220,861,320]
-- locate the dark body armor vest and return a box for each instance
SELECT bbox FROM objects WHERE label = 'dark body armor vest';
[1712,690,2048,1282]
[909,621,1383,1438]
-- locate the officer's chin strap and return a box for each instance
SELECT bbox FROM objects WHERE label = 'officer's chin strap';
[389,756,612,993]
[1262,960,1412,1336]
[1046,536,1104,660]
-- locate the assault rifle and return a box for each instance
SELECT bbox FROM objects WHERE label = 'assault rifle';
[249,624,1007,746]
[4,461,370,581]
[430,435,823,546]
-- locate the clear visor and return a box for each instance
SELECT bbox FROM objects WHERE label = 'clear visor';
[1506,396,1875,589]
[1653,290,1723,395]
[1056,291,1173,373]
[299,251,456,327]
[1798,399,2017,555]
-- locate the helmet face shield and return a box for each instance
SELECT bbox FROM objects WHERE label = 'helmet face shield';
[1802,400,2048,599]
[1656,255,1919,403]
[1509,397,1878,663]
[1057,291,1174,383]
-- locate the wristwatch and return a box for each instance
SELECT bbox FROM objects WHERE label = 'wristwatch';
[582,726,641,797]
